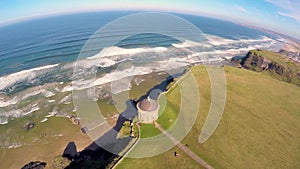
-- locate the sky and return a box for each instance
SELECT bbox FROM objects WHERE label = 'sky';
[0,0,299,39]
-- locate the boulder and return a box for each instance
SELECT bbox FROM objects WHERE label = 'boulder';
[21,161,46,169]
[24,122,35,131]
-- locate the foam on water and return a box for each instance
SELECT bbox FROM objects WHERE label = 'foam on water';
[0,96,18,107]
[7,144,22,149]
[61,85,73,92]
[23,107,40,116]
[172,40,212,48]
[59,94,72,104]
[41,118,48,123]
[87,46,169,59]
[0,33,285,123]
[4,35,278,96]
[1,109,23,118]
[0,88,57,108]
[48,100,55,103]
[0,103,40,119]
[0,64,59,91]
[0,118,8,125]
[205,34,275,46]
[44,91,55,97]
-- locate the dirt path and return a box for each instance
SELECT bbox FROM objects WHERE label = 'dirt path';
[154,121,214,169]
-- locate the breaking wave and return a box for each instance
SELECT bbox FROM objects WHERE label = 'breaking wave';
[0,34,284,123]
[1,35,281,96]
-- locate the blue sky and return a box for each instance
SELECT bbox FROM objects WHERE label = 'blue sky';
[0,0,299,39]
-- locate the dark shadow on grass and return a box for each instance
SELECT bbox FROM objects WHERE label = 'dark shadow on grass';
[63,100,138,169]
[140,71,185,101]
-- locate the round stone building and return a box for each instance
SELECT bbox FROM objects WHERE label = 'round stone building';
[137,97,159,123]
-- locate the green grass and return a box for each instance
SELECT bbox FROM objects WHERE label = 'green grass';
[117,65,300,169]
[244,50,300,86]
[129,72,169,99]
[251,50,289,65]
[139,123,161,138]
[116,146,204,169]
[157,88,181,130]
[156,71,196,130]
[97,99,118,118]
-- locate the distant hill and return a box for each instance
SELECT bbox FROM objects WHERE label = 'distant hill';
[237,49,300,86]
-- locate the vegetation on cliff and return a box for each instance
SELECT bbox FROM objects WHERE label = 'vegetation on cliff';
[239,49,300,86]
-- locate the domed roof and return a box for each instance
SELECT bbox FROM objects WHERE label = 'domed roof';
[138,97,158,111]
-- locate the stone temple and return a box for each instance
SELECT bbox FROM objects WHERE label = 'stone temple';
[137,96,159,123]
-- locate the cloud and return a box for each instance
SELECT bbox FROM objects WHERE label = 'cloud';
[234,5,248,14]
[265,0,300,22]
[277,11,300,22]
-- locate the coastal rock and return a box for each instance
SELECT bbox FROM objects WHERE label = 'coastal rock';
[240,49,300,86]
[24,122,35,131]
[21,161,46,169]
[240,51,273,71]
[69,115,80,125]
[81,127,88,134]
[102,92,111,99]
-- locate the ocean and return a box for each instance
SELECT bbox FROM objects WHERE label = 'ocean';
[0,11,285,124]
[0,11,280,77]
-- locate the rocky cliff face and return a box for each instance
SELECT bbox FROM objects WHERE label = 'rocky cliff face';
[239,50,300,86]
[241,51,272,71]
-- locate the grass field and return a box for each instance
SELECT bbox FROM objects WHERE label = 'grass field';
[156,84,181,130]
[1,65,300,169]
[116,65,300,169]
[139,123,161,138]
[116,146,205,169]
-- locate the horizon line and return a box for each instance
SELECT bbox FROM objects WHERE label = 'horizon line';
[0,8,298,41]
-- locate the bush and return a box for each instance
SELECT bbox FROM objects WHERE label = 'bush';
[52,156,71,169]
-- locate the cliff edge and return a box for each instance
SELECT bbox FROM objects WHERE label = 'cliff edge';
[238,49,300,86]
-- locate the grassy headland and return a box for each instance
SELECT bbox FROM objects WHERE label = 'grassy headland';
[117,64,300,169]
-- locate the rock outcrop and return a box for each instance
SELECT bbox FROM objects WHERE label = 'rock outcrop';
[24,122,35,131]
[69,115,80,125]
[239,49,300,86]
[21,161,46,169]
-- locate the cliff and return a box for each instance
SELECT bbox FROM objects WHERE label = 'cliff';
[239,49,300,86]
